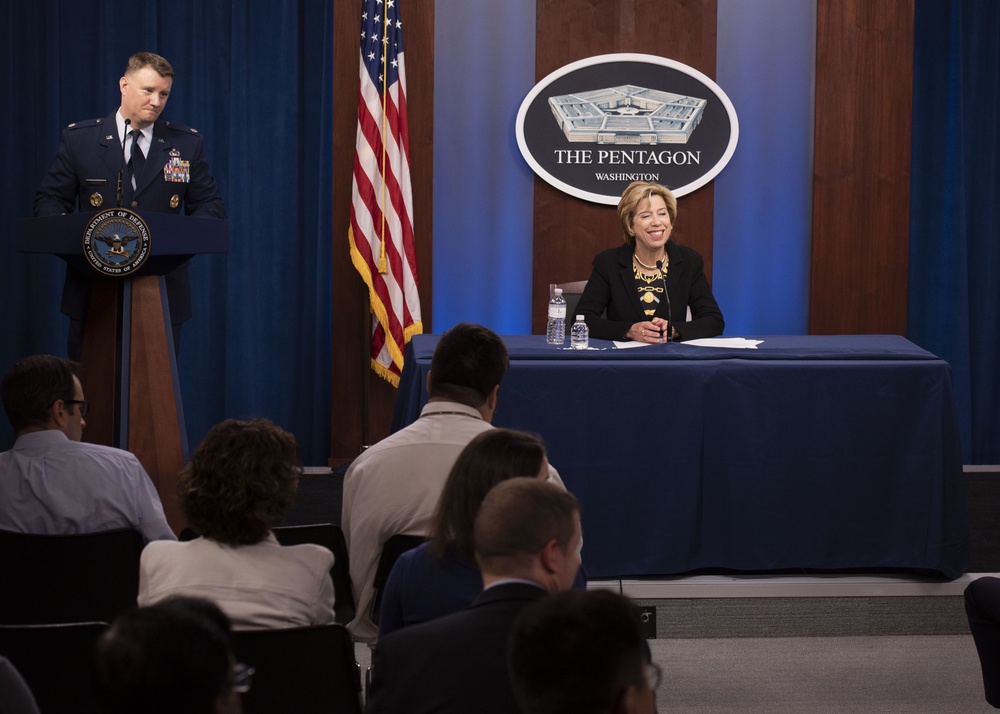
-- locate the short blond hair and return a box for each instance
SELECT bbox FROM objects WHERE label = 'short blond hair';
[617,181,677,247]
[125,52,174,78]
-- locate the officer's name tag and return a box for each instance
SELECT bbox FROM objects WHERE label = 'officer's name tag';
[163,156,191,183]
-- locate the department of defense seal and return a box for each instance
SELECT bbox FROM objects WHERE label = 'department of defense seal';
[82,208,152,276]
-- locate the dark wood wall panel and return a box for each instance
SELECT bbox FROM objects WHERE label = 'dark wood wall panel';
[330,0,434,463]
[531,0,718,334]
[811,0,913,334]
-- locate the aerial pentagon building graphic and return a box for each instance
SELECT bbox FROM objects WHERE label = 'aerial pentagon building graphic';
[548,84,707,144]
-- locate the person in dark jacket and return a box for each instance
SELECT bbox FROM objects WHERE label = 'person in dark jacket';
[576,180,723,343]
[34,51,225,358]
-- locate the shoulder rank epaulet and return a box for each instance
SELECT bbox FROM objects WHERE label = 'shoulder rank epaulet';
[162,120,201,136]
[65,118,104,130]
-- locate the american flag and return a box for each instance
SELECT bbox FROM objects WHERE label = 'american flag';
[349,0,422,386]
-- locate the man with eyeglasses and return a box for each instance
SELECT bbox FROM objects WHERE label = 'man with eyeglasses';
[93,596,246,714]
[509,589,660,714]
[0,354,174,542]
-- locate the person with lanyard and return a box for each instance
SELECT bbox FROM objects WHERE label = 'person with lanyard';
[341,323,569,647]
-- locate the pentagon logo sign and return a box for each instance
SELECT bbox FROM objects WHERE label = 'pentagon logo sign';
[516,53,739,204]
[82,209,152,276]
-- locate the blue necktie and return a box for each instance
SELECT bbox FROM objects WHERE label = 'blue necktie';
[129,129,145,188]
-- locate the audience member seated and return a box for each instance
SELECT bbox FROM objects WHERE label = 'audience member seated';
[0,657,41,714]
[0,355,175,542]
[509,590,659,714]
[965,576,1000,708]
[378,428,551,638]
[344,323,564,645]
[366,478,582,714]
[92,596,246,714]
[138,419,335,629]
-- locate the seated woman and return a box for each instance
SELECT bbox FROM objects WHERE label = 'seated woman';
[138,419,335,629]
[378,428,566,639]
[576,180,724,343]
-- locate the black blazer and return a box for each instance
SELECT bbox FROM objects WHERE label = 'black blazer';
[34,113,226,324]
[366,582,546,714]
[576,242,724,341]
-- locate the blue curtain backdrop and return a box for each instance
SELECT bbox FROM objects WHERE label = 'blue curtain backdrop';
[910,0,1000,464]
[0,1,334,464]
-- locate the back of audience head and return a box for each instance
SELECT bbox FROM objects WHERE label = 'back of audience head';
[473,477,581,592]
[509,590,657,714]
[92,596,244,714]
[2,354,84,436]
[180,418,300,545]
[428,428,548,562]
[428,323,508,410]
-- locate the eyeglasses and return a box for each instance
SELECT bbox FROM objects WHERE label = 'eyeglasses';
[613,660,663,712]
[63,399,91,417]
[232,662,255,694]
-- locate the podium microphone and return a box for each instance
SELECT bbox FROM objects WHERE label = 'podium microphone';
[116,118,131,208]
[657,259,672,341]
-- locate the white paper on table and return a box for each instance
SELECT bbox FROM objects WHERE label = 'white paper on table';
[613,337,762,349]
[684,338,763,349]
[612,340,651,349]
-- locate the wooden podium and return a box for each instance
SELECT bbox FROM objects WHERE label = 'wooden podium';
[16,212,229,532]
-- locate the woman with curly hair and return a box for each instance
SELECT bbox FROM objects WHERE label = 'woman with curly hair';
[138,419,335,629]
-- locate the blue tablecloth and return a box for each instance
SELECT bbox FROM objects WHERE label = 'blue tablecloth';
[392,335,970,579]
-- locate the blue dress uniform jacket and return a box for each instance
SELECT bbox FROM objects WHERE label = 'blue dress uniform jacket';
[34,113,226,325]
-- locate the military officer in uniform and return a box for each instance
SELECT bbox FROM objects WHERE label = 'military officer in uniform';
[34,51,226,359]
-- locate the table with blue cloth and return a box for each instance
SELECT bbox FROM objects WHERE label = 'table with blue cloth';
[392,335,970,580]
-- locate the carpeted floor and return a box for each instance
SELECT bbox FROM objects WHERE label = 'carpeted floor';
[648,634,993,713]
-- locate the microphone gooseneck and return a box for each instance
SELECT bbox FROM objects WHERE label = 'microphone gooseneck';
[657,259,672,342]
[116,118,131,208]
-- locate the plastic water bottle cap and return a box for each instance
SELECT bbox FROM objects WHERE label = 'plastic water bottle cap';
[576,315,584,320]
[554,288,563,295]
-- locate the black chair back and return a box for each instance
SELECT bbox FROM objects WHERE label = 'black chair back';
[0,528,143,625]
[233,624,362,714]
[370,534,426,626]
[272,524,356,626]
[0,622,107,714]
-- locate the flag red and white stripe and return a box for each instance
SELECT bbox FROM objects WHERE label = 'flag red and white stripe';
[349,0,422,385]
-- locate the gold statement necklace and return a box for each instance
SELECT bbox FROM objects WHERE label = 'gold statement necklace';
[633,253,668,308]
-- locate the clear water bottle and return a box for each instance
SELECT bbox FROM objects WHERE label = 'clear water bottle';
[546,288,566,345]
[571,314,589,349]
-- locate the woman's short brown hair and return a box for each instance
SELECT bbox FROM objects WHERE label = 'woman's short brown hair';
[179,418,301,545]
[617,181,677,247]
